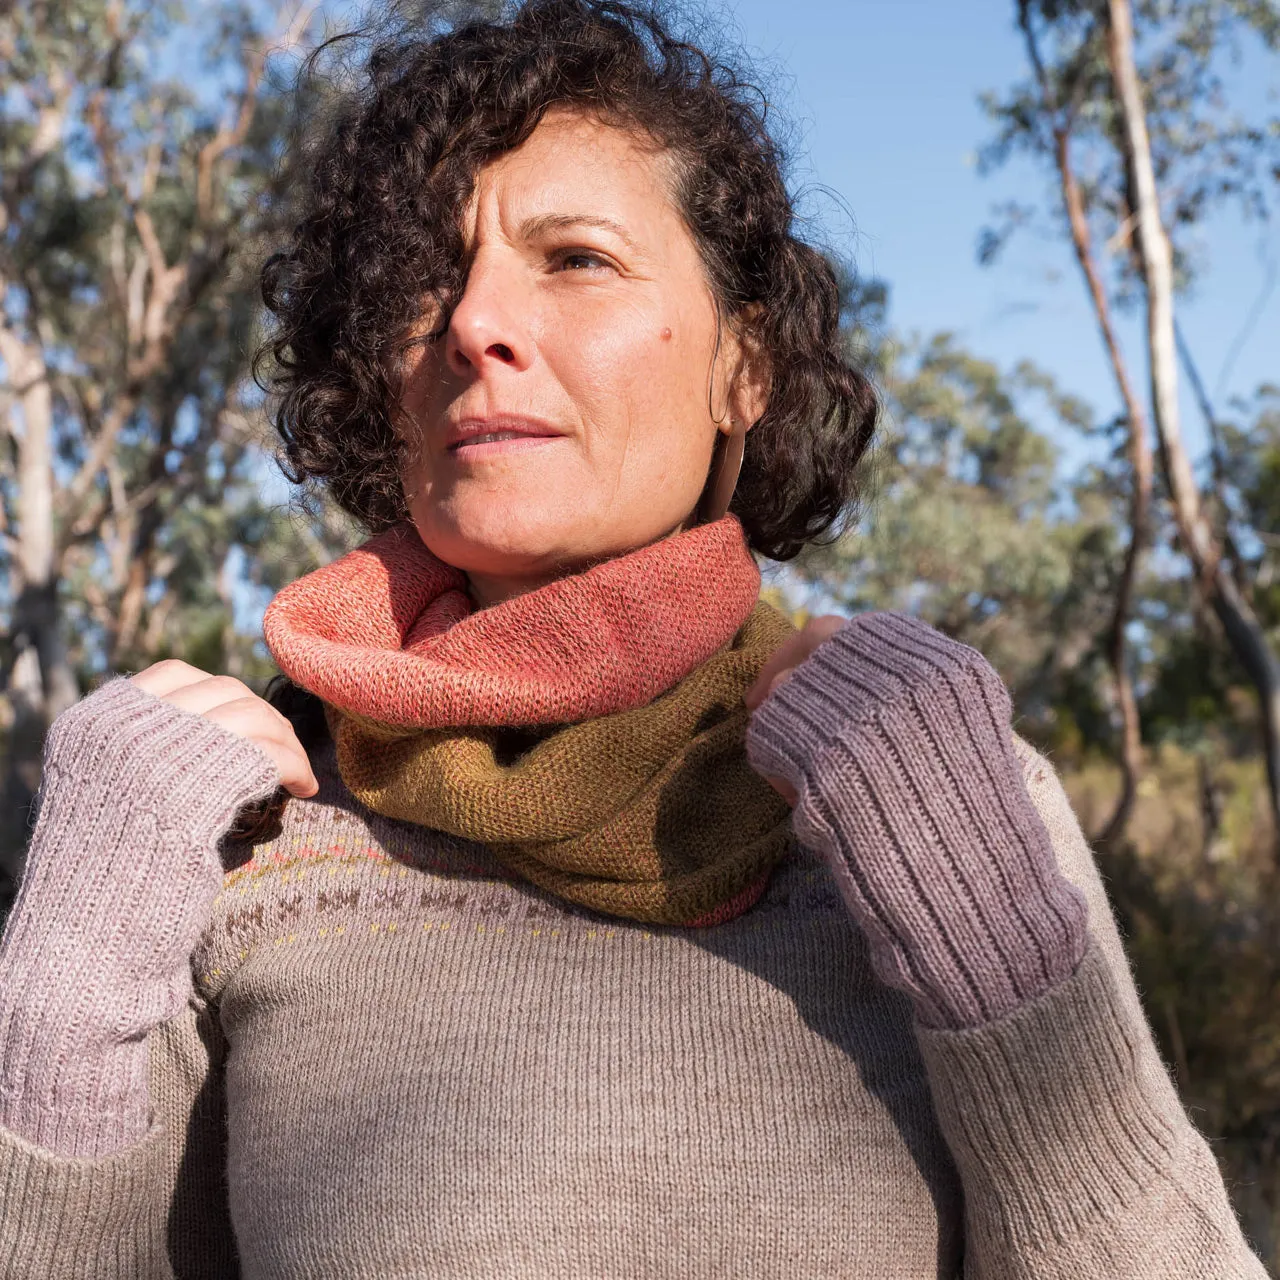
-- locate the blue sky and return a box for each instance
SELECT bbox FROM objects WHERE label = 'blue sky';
[226,0,1275,633]
[714,0,1279,469]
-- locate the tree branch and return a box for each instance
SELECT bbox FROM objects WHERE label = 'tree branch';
[56,1,318,538]
[196,2,319,222]
[1108,0,1280,852]
[1020,0,1153,849]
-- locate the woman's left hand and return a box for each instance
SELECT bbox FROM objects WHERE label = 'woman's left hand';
[742,607,1089,1032]
[743,614,847,806]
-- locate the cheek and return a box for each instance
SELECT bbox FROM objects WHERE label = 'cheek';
[560,313,708,430]
[606,331,717,492]
[398,346,444,430]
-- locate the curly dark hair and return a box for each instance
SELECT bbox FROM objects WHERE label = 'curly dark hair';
[256,0,878,563]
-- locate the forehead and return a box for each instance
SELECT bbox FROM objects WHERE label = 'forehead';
[467,110,684,238]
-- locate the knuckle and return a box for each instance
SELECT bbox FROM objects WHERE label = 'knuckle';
[206,674,254,700]
[149,658,200,678]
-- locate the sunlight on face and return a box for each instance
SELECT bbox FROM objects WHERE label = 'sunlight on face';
[397,110,758,606]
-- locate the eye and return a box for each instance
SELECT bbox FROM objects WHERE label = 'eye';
[553,248,614,272]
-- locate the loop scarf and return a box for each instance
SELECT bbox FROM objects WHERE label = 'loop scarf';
[263,516,795,926]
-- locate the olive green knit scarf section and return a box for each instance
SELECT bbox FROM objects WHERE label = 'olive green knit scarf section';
[325,602,797,926]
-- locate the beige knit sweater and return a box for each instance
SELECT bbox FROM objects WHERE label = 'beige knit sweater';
[0,709,1265,1279]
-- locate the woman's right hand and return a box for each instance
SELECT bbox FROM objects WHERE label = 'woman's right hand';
[128,660,319,798]
[0,663,313,1159]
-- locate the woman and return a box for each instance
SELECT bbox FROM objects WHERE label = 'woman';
[0,2,1265,1276]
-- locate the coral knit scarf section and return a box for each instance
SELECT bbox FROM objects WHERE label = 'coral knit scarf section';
[262,516,796,927]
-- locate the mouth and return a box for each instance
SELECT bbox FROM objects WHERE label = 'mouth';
[445,416,567,458]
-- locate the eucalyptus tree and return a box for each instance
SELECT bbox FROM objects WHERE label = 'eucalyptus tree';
[0,0,320,892]
[792,287,1125,760]
[981,0,1280,846]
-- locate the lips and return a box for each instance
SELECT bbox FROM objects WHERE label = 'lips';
[445,415,566,451]
[461,431,531,446]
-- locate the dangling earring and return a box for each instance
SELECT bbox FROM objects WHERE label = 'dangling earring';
[697,418,748,524]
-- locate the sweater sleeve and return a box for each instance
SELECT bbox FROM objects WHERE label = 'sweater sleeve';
[0,675,271,1276]
[0,675,278,1158]
[0,994,239,1280]
[745,612,1267,1278]
[919,744,1269,1279]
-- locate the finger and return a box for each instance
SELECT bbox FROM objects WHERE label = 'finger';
[216,720,318,797]
[745,615,846,709]
[160,676,259,718]
[764,774,798,807]
[765,669,794,701]
[745,637,807,711]
[202,708,319,797]
[805,614,849,647]
[244,735,319,798]
[194,691,293,742]
[260,749,319,799]
[128,659,214,698]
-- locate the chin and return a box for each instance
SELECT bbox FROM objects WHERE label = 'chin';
[410,482,699,580]
[414,503,579,576]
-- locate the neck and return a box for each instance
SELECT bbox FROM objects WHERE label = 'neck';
[465,568,566,610]
[464,516,699,610]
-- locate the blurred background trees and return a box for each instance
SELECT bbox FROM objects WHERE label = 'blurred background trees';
[1,0,1278,1269]
[0,0,361,889]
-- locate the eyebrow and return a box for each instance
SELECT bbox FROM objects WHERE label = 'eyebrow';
[518,212,640,252]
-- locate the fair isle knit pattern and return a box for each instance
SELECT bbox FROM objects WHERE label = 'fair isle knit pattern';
[0,727,1265,1278]
[262,515,795,926]
[319,601,797,927]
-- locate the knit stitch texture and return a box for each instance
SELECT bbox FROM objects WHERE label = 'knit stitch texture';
[266,516,793,926]
[745,611,1089,1028]
[0,614,1267,1277]
[0,677,279,1157]
[263,515,761,727]
[328,601,796,925]
[0,727,1265,1277]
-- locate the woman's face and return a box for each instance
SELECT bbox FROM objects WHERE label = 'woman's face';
[398,110,762,606]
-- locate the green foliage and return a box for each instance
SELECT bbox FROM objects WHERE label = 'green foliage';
[0,0,357,689]
[1223,386,1280,627]
[796,314,1125,743]
[1064,746,1280,1266]
[982,0,1280,295]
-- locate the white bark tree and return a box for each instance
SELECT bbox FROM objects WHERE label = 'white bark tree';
[0,0,320,893]
[1108,0,1280,848]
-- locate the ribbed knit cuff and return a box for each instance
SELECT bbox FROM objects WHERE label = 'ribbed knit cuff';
[0,677,280,1157]
[746,612,1088,1029]
[0,1113,169,1272]
[916,940,1186,1259]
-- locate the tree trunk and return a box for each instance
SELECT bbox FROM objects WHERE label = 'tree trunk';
[1107,0,1280,851]
[109,511,161,669]
[1055,130,1152,848]
[1020,3,1152,849]
[0,332,79,902]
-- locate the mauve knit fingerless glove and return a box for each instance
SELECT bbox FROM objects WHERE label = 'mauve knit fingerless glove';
[0,676,280,1157]
[746,612,1088,1030]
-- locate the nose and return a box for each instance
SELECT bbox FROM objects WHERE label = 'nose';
[443,253,534,378]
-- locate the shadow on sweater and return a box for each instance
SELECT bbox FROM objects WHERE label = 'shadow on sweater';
[214,695,964,1275]
[674,850,964,1277]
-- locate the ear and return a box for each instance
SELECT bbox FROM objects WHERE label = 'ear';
[722,303,771,433]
